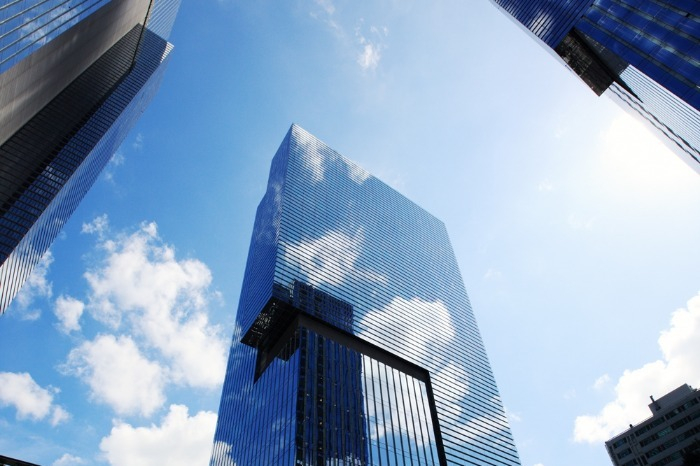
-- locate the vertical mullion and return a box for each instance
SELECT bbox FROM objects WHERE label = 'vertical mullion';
[418,380,437,466]
[411,377,429,465]
[363,355,378,466]
[376,359,390,466]
[398,372,414,463]
[392,367,407,465]
[382,363,399,466]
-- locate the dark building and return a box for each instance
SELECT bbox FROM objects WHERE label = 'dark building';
[606,384,700,466]
[489,0,700,172]
[210,125,520,465]
[0,455,40,466]
[0,0,180,313]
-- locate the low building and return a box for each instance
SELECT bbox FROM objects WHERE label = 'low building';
[606,384,700,466]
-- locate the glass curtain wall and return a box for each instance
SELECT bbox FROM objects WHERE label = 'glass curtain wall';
[211,125,520,466]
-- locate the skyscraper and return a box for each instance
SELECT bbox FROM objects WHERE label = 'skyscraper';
[211,125,520,465]
[489,0,700,172]
[0,0,180,313]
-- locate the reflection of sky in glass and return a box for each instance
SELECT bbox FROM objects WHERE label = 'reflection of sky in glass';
[0,0,110,74]
[282,228,387,288]
[576,0,700,112]
[361,354,439,461]
[212,125,520,465]
[489,0,591,46]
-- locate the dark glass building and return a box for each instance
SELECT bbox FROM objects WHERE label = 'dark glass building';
[489,0,700,172]
[0,0,180,313]
[211,125,520,465]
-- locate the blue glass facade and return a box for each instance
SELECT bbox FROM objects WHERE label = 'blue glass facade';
[488,0,592,47]
[490,0,700,169]
[0,0,180,313]
[211,125,520,465]
[576,0,699,111]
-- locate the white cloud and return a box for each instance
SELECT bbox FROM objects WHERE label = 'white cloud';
[110,152,125,167]
[132,133,144,151]
[459,411,514,444]
[357,43,381,71]
[355,297,498,443]
[362,354,433,446]
[506,408,522,423]
[296,137,326,182]
[104,152,126,182]
[145,311,227,388]
[82,221,227,389]
[283,229,385,289]
[355,20,389,71]
[54,295,85,334]
[19,3,77,48]
[306,5,386,72]
[284,230,359,287]
[347,162,370,184]
[484,268,502,280]
[51,405,70,425]
[99,404,217,466]
[293,131,370,185]
[82,214,110,238]
[593,374,610,391]
[355,20,388,71]
[435,362,470,409]
[308,0,343,37]
[359,296,455,363]
[537,181,553,192]
[313,0,335,15]
[85,222,210,327]
[358,296,504,452]
[62,334,166,417]
[13,250,53,313]
[52,453,85,466]
[574,291,700,443]
[19,308,41,321]
[0,372,69,425]
[61,220,228,419]
[528,10,553,34]
[211,441,237,466]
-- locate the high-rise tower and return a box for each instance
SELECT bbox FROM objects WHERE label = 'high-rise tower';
[489,0,700,172]
[0,0,180,313]
[211,125,520,465]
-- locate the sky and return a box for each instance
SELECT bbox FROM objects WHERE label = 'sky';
[1,1,699,465]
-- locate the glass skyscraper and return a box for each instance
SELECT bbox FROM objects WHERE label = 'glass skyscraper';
[0,0,180,313]
[489,0,700,172]
[211,125,520,465]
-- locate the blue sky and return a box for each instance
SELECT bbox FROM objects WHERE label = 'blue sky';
[1,1,699,465]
